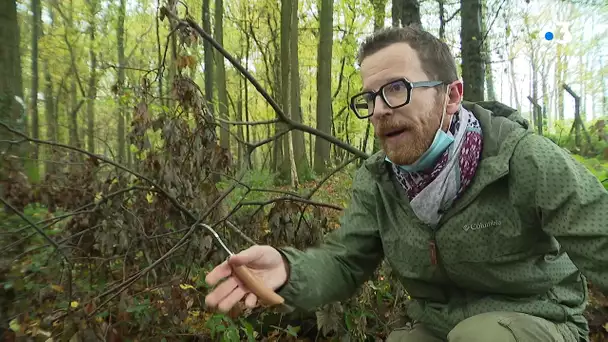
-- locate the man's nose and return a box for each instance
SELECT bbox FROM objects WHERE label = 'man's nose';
[371,97,391,120]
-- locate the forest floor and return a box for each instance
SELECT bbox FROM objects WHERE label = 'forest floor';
[2,162,608,342]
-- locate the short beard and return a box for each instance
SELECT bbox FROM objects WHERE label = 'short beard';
[382,98,444,165]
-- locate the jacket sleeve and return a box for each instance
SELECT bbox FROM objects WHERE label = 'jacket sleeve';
[510,134,608,293]
[274,167,385,311]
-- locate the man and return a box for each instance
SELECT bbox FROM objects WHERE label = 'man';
[204,26,608,341]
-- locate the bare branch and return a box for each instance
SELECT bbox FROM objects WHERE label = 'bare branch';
[225,220,256,246]
[160,7,368,159]
[218,118,279,126]
[241,197,343,211]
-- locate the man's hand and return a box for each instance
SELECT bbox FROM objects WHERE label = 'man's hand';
[204,245,289,313]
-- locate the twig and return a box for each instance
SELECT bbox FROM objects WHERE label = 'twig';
[242,197,343,211]
[305,156,358,200]
[225,220,256,246]
[294,156,359,237]
[217,118,279,126]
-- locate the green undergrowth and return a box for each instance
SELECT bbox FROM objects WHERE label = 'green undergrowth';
[2,154,607,341]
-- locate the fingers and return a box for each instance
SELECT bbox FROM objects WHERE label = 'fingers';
[217,286,247,313]
[205,259,232,287]
[205,276,237,309]
[228,246,263,267]
[244,293,258,309]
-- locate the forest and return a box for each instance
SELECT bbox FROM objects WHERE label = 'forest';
[1,0,608,340]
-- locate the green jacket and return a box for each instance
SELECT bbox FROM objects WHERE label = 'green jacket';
[276,101,608,340]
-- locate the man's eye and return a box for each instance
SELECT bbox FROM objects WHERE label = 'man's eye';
[363,93,375,102]
[387,83,404,92]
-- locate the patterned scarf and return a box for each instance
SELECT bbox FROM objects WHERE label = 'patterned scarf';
[391,108,483,205]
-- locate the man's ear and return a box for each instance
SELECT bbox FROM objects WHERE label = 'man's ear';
[446,80,463,115]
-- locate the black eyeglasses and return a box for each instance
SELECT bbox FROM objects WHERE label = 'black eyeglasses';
[349,78,444,119]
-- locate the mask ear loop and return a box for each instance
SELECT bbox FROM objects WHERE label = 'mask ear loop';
[439,85,452,133]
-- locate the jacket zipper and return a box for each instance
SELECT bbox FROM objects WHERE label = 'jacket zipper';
[429,239,438,265]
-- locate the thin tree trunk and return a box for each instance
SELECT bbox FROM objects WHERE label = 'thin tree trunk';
[202,0,213,115]
[215,0,230,151]
[68,0,80,150]
[481,0,495,100]
[31,0,41,162]
[43,60,56,173]
[314,0,333,174]
[438,0,446,40]
[370,0,388,31]
[117,0,126,163]
[555,8,565,121]
[401,0,422,28]
[279,0,293,183]
[290,0,309,179]
[460,0,485,102]
[392,0,401,27]
[87,0,97,154]
[0,0,24,161]
[155,0,164,106]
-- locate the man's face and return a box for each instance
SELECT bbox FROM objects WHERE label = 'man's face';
[360,42,460,165]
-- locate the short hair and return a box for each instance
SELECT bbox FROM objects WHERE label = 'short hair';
[357,26,459,87]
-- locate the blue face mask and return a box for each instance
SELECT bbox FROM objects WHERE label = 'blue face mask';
[385,91,454,172]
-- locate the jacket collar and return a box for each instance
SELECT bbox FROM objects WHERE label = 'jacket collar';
[362,101,533,220]
[363,100,532,177]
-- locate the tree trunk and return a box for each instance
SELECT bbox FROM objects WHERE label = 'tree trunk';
[438,0,446,40]
[202,0,213,116]
[215,0,230,151]
[391,0,401,27]
[43,5,56,174]
[290,0,309,179]
[278,0,294,183]
[555,8,565,121]
[156,0,164,105]
[540,55,550,130]
[87,0,97,154]
[43,60,56,172]
[31,0,41,162]
[117,0,126,163]
[460,0,485,102]
[237,75,244,166]
[601,56,607,115]
[370,0,388,31]
[401,0,422,28]
[481,0,495,101]
[370,0,387,153]
[314,0,333,175]
[0,0,25,156]
[68,0,80,150]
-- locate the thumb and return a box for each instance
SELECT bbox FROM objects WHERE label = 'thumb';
[228,246,263,267]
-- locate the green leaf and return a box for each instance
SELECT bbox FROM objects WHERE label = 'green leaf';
[9,319,20,332]
[286,325,300,337]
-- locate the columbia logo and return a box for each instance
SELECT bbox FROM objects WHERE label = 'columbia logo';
[463,220,501,232]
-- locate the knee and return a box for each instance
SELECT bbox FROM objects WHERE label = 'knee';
[448,312,516,342]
